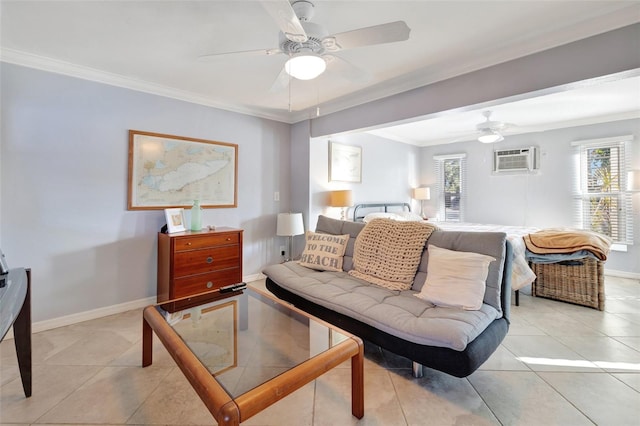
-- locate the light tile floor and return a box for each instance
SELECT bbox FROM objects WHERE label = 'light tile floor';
[1,276,639,425]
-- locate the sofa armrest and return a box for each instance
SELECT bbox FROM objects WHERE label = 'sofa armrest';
[501,239,514,322]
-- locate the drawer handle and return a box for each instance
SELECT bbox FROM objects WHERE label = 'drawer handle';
[206,281,213,289]
[206,256,213,264]
[226,237,231,241]
[187,242,192,246]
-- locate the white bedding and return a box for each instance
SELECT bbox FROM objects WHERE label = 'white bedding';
[361,212,537,291]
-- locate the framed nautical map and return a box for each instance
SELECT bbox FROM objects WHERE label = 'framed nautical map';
[128,130,238,210]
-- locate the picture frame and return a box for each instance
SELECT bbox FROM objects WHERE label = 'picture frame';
[128,130,238,210]
[164,208,186,233]
[329,141,362,183]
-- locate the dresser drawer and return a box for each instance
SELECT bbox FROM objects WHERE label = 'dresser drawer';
[174,246,239,276]
[174,233,240,251]
[158,228,243,306]
[172,269,242,299]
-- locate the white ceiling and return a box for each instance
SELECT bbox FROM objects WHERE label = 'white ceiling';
[1,1,639,144]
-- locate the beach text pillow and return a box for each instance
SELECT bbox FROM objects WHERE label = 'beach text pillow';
[298,231,350,272]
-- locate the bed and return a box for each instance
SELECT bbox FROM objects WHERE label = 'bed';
[352,202,412,222]
[351,203,538,301]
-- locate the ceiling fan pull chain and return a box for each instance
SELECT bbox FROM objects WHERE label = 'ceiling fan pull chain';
[288,72,292,113]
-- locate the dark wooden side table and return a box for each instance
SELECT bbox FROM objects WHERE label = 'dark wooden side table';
[0,267,32,397]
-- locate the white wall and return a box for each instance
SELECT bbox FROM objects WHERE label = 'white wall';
[418,118,640,275]
[1,63,291,322]
[308,132,420,231]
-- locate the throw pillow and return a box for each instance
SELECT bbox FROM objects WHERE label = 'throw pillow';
[349,218,437,291]
[415,245,496,310]
[298,231,350,272]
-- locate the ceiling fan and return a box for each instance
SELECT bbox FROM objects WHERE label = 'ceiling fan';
[199,0,411,89]
[475,110,514,143]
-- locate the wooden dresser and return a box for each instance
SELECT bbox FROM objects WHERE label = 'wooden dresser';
[157,228,243,311]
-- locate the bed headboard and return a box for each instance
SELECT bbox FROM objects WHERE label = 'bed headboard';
[352,203,411,222]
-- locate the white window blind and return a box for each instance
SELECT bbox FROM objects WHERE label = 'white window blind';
[573,136,633,245]
[434,153,466,222]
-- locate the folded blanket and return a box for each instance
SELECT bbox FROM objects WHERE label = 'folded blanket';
[349,218,438,291]
[524,228,612,261]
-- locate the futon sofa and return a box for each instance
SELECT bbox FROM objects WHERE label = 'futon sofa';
[263,215,513,378]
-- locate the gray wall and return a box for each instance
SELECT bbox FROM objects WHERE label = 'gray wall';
[1,63,291,322]
[289,120,312,257]
[418,118,640,275]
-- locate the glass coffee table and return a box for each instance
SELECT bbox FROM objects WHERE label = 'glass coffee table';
[142,286,364,425]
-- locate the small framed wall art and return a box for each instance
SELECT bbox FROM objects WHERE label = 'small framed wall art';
[329,141,362,183]
[128,130,238,210]
[164,208,186,233]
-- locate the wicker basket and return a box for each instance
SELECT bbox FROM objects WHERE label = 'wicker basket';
[531,258,605,310]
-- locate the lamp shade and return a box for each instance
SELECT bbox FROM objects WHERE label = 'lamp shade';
[478,130,504,143]
[412,187,431,200]
[328,190,353,207]
[628,170,640,192]
[285,53,327,80]
[276,213,304,237]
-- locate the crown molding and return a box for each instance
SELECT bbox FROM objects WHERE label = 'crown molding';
[0,47,297,123]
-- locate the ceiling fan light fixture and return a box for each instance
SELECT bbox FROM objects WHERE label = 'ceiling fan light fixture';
[285,53,326,80]
[478,130,504,143]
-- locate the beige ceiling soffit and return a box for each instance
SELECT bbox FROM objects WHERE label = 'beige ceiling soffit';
[0,47,294,124]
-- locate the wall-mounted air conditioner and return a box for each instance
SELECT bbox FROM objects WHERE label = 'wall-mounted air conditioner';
[493,147,539,173]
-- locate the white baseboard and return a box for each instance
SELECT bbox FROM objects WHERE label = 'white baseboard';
[244,273,265,282]
[604,269,640,280]
[4,296,157,340]
[4,274,268,340]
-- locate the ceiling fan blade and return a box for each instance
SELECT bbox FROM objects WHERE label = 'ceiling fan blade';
[324,55,372,83]
[269,66,291,93]
[261,0,308,43]
[198,47,281,61]
[322,21,410,52]
[448,131,482,144]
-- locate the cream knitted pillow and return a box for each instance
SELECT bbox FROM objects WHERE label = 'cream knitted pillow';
[349,218,437,290]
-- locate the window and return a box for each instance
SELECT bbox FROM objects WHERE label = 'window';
[574,136,633,245]
[434,153,466,222]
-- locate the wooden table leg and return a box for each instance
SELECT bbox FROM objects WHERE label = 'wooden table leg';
[13,269,31,397]
[142,313,152,367]
[351,339,364,419]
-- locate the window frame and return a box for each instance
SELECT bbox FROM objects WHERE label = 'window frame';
[434,153,466,222]
[573,136,633,246]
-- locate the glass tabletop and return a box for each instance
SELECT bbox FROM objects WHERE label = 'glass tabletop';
[155,288,350,398]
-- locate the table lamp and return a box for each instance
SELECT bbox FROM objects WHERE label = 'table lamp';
[276,213,304,262]
[328,190,353,220]
[412,187,430,218]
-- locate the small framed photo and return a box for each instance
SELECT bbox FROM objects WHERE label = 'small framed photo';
[164,208,186,233]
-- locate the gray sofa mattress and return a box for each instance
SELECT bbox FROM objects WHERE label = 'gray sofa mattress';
[263,261,500,351]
